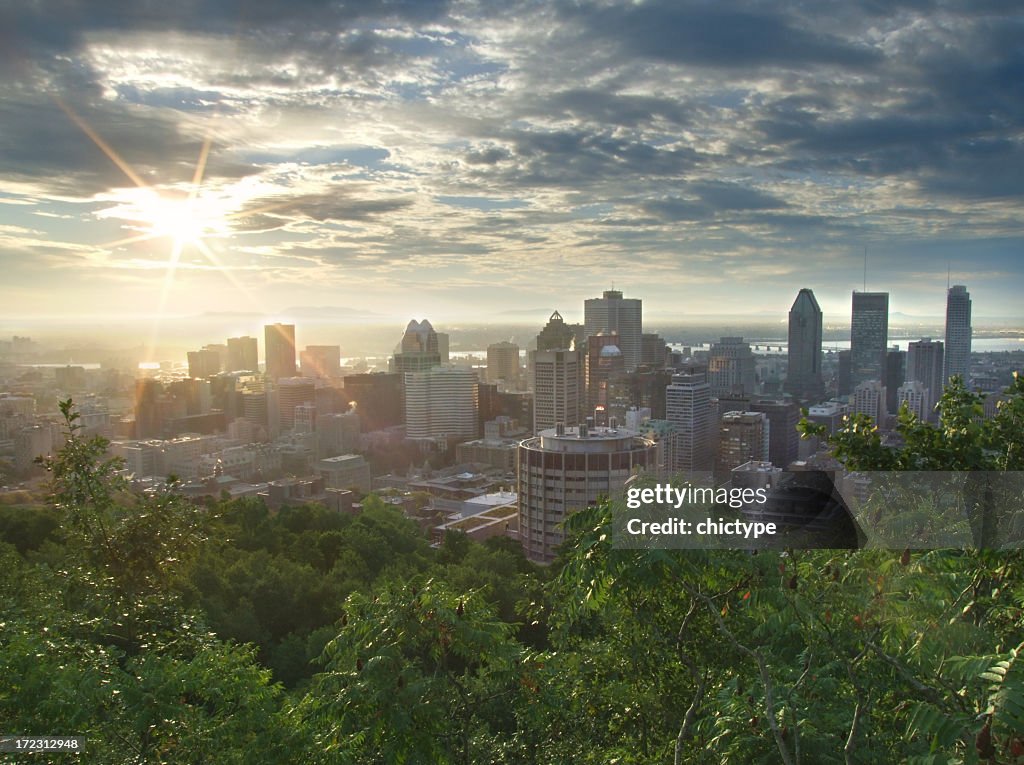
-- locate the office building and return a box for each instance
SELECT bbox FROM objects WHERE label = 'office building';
[837,350,852,397]
[531,348,582,433]
[436,332,450,364]
[393,319,441,373]
[850,292,889,387]
[14,424,54,473]
[265,323,297,381]
[665,373,713,473]
[585,333,625,422]
[226,336,258,373]
[187,348,221,379]
[404,366,479,442]
[584,289,642,371]
[536,310,584,351]
[640,333,669,368]
[944,285,972,386]
[301,345,342,379]
[317,410,361,458]
[717,411,770,474]
[897,381,929,420]
[277,377,316,432]
[317,454,371,494]
[518,424,657,562]
[786,288,824,401]
[884,347,906,416]
[852,380,887,425]
[750,399,801,469]
[708,337,757,397]
[342,372,404,431]
[55,365,87,391]
[487,341,521,390]
[907,339,944,422]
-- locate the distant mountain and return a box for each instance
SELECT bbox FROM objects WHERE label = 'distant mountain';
[279,306,384,319]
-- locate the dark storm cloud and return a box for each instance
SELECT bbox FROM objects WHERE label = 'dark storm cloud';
[561,0,880,70]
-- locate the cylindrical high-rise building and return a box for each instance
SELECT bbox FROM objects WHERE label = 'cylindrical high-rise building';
[518,425,657,563]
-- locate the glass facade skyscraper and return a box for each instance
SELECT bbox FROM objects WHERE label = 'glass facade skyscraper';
[786,288,824,401]
[850,292,889,387]
[944,285,972,386]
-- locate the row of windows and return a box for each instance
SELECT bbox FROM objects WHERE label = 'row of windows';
[521,449,653,470]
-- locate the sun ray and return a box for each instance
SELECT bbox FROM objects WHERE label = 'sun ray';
[52,97,150,190]
[56,97,268,361]
[144,237,186,363]
[101,231,165,249]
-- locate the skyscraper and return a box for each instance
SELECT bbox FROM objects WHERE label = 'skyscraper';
[897,381,928,420]
[852,380,887,425]
[907,338,944,422]
[264,323,297,381]
[665,373,713,473]
[187,348,221,379]
[393,319,441,373]
[585,333,625,421]
[584,289,642,371]
[717,411,770,474]
[786,288,824,401]
[226,336,258,373]
[404,366,479,441]
[531,348,582,432]
[707,337,757,397]
[487,341,521,389]
[536,310,583,351]
[944,285,972,386]
[276,376,316,432]
[884,347,906,416]
[518,424,656,563]
[850,292,889,387]
[300,345,342,378]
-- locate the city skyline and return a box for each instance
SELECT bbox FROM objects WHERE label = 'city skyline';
[2,2,1023,327]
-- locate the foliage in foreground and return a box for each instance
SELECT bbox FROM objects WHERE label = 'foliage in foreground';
[3,382,1024,763]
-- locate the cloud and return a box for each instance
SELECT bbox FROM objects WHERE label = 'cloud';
[1,0,1023,319]
[241,190,415,224]
[562,1,880,70]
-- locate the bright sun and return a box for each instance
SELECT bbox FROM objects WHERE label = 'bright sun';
[99,186,232,258]
[138,192,216,249]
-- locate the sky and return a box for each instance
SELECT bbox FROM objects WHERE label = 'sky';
[1,0,1022,330]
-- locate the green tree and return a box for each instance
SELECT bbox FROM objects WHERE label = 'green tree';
[301,577,523,764]
[1,400,311,763]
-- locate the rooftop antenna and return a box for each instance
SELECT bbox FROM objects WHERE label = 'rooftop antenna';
[947,263,951,290]
[863,246,867,291]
